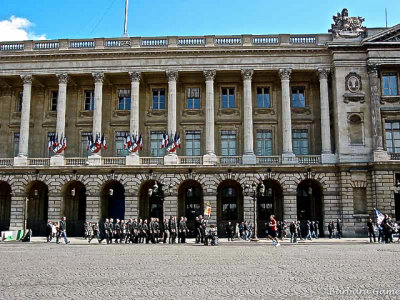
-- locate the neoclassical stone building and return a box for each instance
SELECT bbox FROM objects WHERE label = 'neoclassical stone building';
[0,9,399,237]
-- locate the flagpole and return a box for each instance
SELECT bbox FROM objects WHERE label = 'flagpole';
[122,0,129,37]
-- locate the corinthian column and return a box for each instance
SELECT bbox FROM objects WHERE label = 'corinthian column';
[164,70,179,165]
[241,69,256,165]
[15,74,32,165]
[318,69,336,164]
[203,70,217,165]
[91,72,104,160]
[56,74,68,151]
[368,64,389,161]
[280,69,297,164]
[126,71,141,165]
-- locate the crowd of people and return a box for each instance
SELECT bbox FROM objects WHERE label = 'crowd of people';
[367,215,400,244]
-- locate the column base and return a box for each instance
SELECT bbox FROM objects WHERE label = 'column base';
[321,153,336,164]
[242,153,256,165]
[373,150,390,162]
[87,154,102,166]
[50,155,65,166]
[281,153,298,164]
[126,154,140,165]
[164,153,178,165]
[203,153,218,165]
[14,155,28,166]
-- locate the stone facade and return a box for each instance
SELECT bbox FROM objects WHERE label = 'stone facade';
[0,9,400,236]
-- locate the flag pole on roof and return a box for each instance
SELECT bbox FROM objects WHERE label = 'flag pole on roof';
[122,0,129,37]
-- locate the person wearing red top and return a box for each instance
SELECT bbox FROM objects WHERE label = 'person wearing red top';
[268,215,280,247]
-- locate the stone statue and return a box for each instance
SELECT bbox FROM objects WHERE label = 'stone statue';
[329,8,366,38]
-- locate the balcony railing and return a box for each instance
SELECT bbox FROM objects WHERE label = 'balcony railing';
[141,39,167,47]
[252,37,279,44]
[390,153,400,160]
[0,158,13,166]
[218,156,242,165]
[34,42,59,50]
[0,43,24,51]
[215,37,242,45]
[297,155,321,164]
[28,158,50,166]
[105,40,131,47]
[256,156,281,165]
[65,158,88,166]
[102,157,125,165]
[69,41,95,48]
[289,36,317,44]
[139,157,164,165]
[178,38,205,46]
[179,156,203,165]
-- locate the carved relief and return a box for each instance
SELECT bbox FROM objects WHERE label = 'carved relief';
[129,71,141,82]
[279,69,292,81]
[21,74,33,85]
[329,8,366,38]
[166,70,178,82]
[92,72,104,83]
[241,69,254,81]
[203,70,216,81]
[56,73,68,84]
[343,72,365,103]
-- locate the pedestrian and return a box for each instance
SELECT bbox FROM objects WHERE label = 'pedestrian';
[226,221,234,241]
[235,223,240,240]
[367,218,376,243]
[336,219,342,239]
[163,218,169,244]
[56,216,70,244]
[289,221,297,243]
[328,221,333,239]
[88,222,100,244]
[195,217,201,243]
[305,221,312,241]
[46,220,53,242]
[267,215,280,247]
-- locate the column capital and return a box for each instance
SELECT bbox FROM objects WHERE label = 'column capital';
[241,69,254,81]
[129,71,142,82]
[92,72,104,83]
[166,70,178,82]
[203,69,216,81]
[367,63,379,77]
[317,68,330,80]
[21,74,33,85]
[279,69,292,80]
[56,73,68,84]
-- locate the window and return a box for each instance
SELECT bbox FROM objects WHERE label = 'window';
[221,88,235,108]
[382,73,398,96]
[349,115,363,145]
[115,131,129,157]
[256,130,273,156]
[221,130,237,156]
[80,132,92,157]
[291,86,305,108]
[13,133,19,157]
[17,92,23,112]
[152,89,165,110]
[84,90,94,111]
[186,87,200,109]
[50,91,58,111]
[47,132,56,157]
[256,87,271,108]
[353,187,367,214]
[118,89,131,110]
[292,129,309,155]
[150,131,165,157]
[221,187,238,220]
[385,121,400,153]
[185,131,201,156]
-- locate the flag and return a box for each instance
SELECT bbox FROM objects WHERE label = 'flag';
[53,134,63,153]
[53,133,59,147]
[176,133,181,149]
[204,206,211,217]
[126,134,131,148]
[101,134,107,150]
[166,135,177,153]
[61,136,67,152]
[160,133,166,149]
[87,135,92,151]
[375,209,385,225]
[138,134,143,151]
[48,136,53,151]
[123,134,127,149]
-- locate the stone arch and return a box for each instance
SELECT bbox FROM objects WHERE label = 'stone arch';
[61,181,87,237]
[138,179,164,221]
[100,180,125,221]
[0,181,12,232]
[177,179,204,232]
[26,180,49,236]
[348,113,364,145]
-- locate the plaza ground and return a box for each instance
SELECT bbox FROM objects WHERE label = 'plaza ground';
[0,238,399,299]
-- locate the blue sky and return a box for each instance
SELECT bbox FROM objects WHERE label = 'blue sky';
[0,0,399,41]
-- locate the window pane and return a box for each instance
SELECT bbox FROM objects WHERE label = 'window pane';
[222,95,228,108]
[229,94,235,108]
[257,94,263,108]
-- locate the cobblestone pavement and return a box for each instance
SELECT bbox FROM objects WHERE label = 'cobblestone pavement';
[0,238,400,299]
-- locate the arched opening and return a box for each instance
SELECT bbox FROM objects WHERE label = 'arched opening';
[349,114,363,145]
[26,181,48,236]
[178,180,204,234]
[101,181,125,221]
[62,181,86,237]
[257,179,283,237]
[217,180,243,236]
[139,180,164,221]
[297,179,323,237]
[0,181,12,232]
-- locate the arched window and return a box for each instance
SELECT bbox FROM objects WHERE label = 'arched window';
[349,114,363,145]
[221,187,238,220]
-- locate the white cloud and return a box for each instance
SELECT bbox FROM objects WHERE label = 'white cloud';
[0,16,46,42]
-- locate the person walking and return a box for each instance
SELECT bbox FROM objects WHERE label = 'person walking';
[46,220,53,242]
[267,215,280,247]
[289,221,297,243]
[336,219,342,239]
[56,216,70,244]
[367,218,376,243]
[328,221,333,239]
[305,221,312,241]
[226,221,234,241]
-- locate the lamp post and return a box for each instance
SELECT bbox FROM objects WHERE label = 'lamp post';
[244,181,265,241]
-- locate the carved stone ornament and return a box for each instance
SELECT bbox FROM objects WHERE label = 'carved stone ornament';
[343,72,365,103]
[279,69,292,81]
[318,68,330,80]
[21,74,33,85]
[92,72,104,83]
[380,96,400,105]
[129,71,141,82]
[182,109,204,117]
[329,8,366,38]
[166,70,178,82]
[254,108,275,115]
[56,73,68,84]
[203,70,216,81]
[241,69,254,81]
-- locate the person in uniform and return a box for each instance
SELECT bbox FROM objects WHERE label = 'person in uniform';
[132,219,138,243]
[108,218,114,244]
[138,219,144,243]
[195,217,201,243]
[155,218,160,243]
[88,222,100,244]
[226,221,234,242]
[200,216,207,243]
[143,219,150,244]
[169,216,177,244]
[114,219,122,243]
[163,218,169,244]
